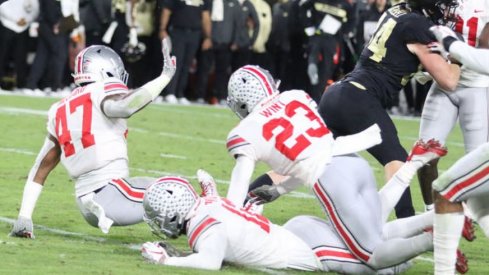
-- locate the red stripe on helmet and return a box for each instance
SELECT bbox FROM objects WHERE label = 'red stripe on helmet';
[242,66,274,96]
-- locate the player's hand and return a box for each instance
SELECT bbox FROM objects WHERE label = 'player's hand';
[197,169,218,197]
[161,37,176,79]
[428,42,450,61]
[412,71,433,85]
[141,242,169,264]
[429,25,460,51]
[9,216,35,238]
[247,185,281,205]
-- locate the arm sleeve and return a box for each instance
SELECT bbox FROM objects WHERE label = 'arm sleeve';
[226,155,256,206]
[450,41,489,75]
[102,74,172,118]
[165,224,227,270]
[275,175,302,195]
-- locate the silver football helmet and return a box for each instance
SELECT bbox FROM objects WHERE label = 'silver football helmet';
[143,177,199,239]
[72,45,128,86]
[227,65,279,119]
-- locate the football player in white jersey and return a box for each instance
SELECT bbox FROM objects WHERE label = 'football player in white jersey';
[10,38,176,238]
[418,0,489,218]
[419,25,489,275]
[140,170,420,273]
[224,65,382,207]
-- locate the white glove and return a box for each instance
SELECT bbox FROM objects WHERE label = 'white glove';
[428,42,450,61]
[10,216,34,238]
[197,169,218,197]
[430,25,458,45]
[161,37,176,79]
[307,63,319,85]
[129,27,138,47]
[141,242,169,264]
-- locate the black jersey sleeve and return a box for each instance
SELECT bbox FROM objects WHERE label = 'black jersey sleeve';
[401,15,436,44]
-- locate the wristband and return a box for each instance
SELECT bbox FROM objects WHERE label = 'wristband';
[443,36,457,52]
[19,180,43,219]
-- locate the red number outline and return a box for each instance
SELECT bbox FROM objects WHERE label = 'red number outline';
[456,16,479,47]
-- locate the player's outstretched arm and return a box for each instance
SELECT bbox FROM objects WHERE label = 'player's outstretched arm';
[226,155,255,206]
[430,25,489,76]
[10,135,61,238]
[142,226,227,270]
[102,37,177,118]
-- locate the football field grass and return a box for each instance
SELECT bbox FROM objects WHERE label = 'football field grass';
[0,93,488,274]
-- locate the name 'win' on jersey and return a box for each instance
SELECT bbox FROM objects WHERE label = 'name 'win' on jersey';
[347,3,435,107]
[455,0,489,87]
[226,90,334,187]
[46,78,129,179]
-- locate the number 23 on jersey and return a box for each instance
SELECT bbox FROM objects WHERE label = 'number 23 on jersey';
[262,100,329,161]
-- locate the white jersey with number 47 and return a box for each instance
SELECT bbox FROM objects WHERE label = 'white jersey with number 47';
[454,0,489,87]
[226,90,334,186]
[46,77,129,196]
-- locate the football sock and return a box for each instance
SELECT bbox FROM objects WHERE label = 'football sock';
[434,212,464,275]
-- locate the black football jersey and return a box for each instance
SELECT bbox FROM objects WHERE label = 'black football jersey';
[345,3,435,107]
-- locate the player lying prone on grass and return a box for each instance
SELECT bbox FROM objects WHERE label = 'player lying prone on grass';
[139,168,443,273]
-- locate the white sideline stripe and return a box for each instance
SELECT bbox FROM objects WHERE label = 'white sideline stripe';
[0,216,107,242]
[0,147,36,155]
[0,107,47,116]
[160,153,187,160]
[158,131,224,145]
[415,255,434,263]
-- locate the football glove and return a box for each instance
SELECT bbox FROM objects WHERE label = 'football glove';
[429,25,460,51]
[141,242,169,264]
[197,169,218,197]
[10,216,34,238]
[247,185,281,205]
[428,42,450,61]
[161,37,176,80]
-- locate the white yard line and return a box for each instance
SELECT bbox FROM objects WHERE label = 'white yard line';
[158,131,225,144]
[0,107,47,116]
[0,147,36,155]
[160,153,188,160]
[0,216,107,242]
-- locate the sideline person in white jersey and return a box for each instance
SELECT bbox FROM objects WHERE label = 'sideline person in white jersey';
[140,170,416,273]
[9,38,176,238]
[424,25,489,275]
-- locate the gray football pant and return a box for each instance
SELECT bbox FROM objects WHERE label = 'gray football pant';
[314,155,432,269]
[76,177,155,228]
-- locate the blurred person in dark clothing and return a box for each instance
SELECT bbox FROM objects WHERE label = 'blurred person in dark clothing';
[110,0,138,55]
[268,0,291,82]
[25,0,78,93]
[159,0,212,104]
[195,0,242,104]
[80,0,112,46]
[300,0,355,102]
[231,0,258,71]
[355,0,388,53]
[0,0,39,90]
[249,0,271,69]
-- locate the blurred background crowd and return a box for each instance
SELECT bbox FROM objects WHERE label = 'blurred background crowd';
[0,0,431,115]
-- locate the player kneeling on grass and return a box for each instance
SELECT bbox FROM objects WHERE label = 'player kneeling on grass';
[140,170,416,273]
[10,38,176,238]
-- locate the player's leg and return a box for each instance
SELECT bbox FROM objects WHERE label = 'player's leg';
[418,84,458,209]
[315,155,432,269]
[76,177,155,233]
[432,142,489,274]
[458,86,489,153]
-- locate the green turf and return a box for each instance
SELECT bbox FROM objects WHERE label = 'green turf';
[0,94,487,274]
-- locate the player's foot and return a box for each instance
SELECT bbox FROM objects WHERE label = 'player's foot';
[407,139,447,165]
[456,249,469,274]
[462,216,476,242]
